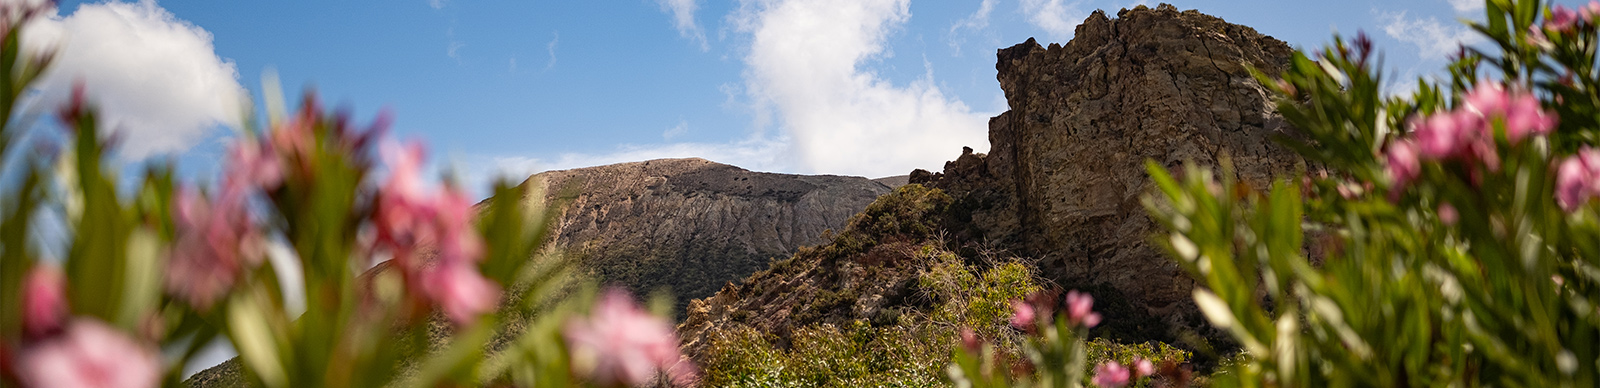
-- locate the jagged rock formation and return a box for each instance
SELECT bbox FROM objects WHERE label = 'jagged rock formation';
[682,3,1305,356]
[531,158,891,314]
[912,4,1300,339]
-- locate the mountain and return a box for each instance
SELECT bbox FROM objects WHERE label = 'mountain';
[185,158,891,386]
[679,3,1304,357]
[527,157,892,314]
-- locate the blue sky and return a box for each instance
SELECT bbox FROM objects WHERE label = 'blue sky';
[12,0,1588,375]
[19,0,1592,196]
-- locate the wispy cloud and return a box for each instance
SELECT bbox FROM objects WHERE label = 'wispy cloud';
[428,0,447,9]
[544,31,559,70]
[663,119,690,140]
[1376,9,1484,61]
[656,0,710,51]
[729,0,990,178]
[444,26,465,62]
[1019,0,1086,42]
[1447,0,1483,13]
[447,40,465,60]
[947,0,997,56]
[21,0,245,158]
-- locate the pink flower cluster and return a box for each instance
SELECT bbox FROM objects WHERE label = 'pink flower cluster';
[1010,289,1102,333]
[372,141,497,325]
[1530,2,1600,45]
[1090,357,1155,388]
[1385,81,1557,191]
[13,266,161,388]
[168,185,267,310]
[1556,147,1600,212]
[166,135,286,310]
[564,289,697,387]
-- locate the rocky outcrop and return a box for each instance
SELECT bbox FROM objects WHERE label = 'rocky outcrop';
[530,158,891,314]
[911,4,1301,338]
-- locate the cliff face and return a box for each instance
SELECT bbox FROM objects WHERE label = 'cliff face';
[679,4,1305,357]
[531,158,891,313]
[911,4,1301,335]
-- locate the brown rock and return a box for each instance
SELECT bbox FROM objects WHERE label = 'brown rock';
[529,157,891,315]
[912,4,1302,339]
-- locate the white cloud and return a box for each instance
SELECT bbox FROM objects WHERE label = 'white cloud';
[1376,9,1485,61]
[1447,0,1483,13]
[545,31,558,70]
[428,0,447,9]
[447,40,464,60]
[663,119,689,140]
[1019,0,1085,42]
[657,0,710,51]
[21,0,245,158]
[947,0,998,56]
[730,0,990,178]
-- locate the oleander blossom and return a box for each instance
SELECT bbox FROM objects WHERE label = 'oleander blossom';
[1384,81,1556,194]
[1386,140,1422,190]
[1065,290,1102,328]
[371,140,497,325]
[223,138,283,195]
[1555,147,1600,212]
[167,186,264,310]
[16,320,161,388]
[1092,361,1132,388]
[1009,299,1039,332]
[22,265,67,339]
[564,289,697,387]
[1133,356,1155,378]
[1548,4,1580,32]
[422,262,500,326]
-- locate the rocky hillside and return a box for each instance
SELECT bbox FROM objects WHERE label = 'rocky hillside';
[527,158,891,314]
[681,3,1304,357]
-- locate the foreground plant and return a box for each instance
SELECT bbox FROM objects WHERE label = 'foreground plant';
[949,289,1174,388]
[0,3,693,387]
[1146,0,1600,386]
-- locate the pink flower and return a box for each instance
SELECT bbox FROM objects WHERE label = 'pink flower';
[1411,112,1475,159]
[1386,140,1422,190]
[1465,82,1555,144]
[22,265,67,339]
[17,320,160,388]
[1558,157,1588,211]
[1009,299,1038,332]
[565,289,697,387]
[1092,361,1131,388]
[1528,25,1550,46]
[959,328,982,353]
[1555,148,1600,212]
[422,262,501,326]
[168,187,263,310]
[1549,5,1580,32]
[1585,1,1600,22]
[1438,203,1459,225]
[1065,290,1102,328]
[372,141,438,265]
[1132,357,1155,378]
[433,186,484,266]
[223,138,283,194]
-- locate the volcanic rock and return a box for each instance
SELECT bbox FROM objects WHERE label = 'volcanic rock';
[531,158,891,314]
[911,4,1302,338]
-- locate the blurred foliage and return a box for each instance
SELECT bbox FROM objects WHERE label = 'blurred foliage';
[1144,0,1600,386]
